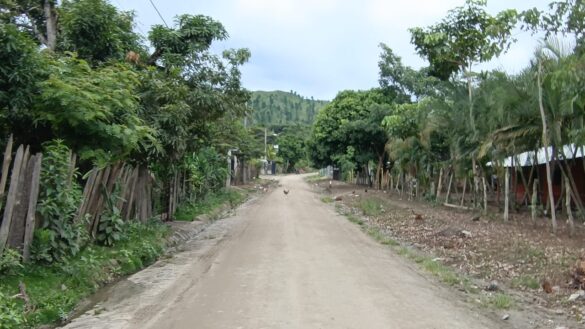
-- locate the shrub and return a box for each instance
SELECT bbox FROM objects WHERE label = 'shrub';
[35,140,84,262]
[0,248,23,275]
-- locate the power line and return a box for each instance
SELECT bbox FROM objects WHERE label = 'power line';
[148,0,168,28]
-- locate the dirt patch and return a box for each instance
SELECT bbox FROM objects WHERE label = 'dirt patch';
[317,180,585,326]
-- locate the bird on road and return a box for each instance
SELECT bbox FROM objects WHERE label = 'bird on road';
[283,188,289,196]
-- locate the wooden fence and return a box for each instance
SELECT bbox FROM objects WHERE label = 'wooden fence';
[0,136,42,261]
[0,136,155,261]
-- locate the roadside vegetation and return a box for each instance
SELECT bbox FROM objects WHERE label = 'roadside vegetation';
[0,0,267,328]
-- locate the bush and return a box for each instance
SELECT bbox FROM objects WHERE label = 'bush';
[36,140,84,262]
[0,248,23,275]
[0,291,26,329]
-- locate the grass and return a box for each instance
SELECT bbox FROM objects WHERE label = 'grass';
[511,275,540,290]
[489,293,515,310]
[346,213,365,226]
[358,198,383,216]
[321,196,334,203]
[305,174,327,183]
[174,189,246,222]
[0,221,169,328]
[366,227,399,246]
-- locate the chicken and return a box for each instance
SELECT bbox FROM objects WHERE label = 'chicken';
[283,188,289,196]
[542,279,553,294]
[411,209,423,220]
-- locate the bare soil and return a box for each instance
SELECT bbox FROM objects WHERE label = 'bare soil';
[60,174,524,329]
[319,178,585,327]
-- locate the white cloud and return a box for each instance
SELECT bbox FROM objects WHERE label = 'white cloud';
[116,0,555,100]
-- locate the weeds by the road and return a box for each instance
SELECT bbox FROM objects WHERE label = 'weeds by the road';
[358,198,383,216]
[334,199,518,311]
[175,189,246,221]
[321,196,334,203]
[0,221,169,328]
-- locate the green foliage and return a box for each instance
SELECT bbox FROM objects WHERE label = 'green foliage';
[0,221,168,328]
[183,147,228,199]
[277,126,309,172]
[174,189,245,222]
[0,23,47,137]
[0,291,26,329]
[409,0,518,80]
[96,187,125,246]
[36,140,84,262]
[308,89,395,168]
[332,146,356,182]
[358,198,383,217]
[36,56,155,163]
[248,90,329,126]
[59,0,145,64]
[0,248,22,275]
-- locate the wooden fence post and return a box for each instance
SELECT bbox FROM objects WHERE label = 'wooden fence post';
[0,145,25,255]
[23,154,42,261]
[0,135,14,200]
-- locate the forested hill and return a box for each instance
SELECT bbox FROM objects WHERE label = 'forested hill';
[248,91,329,126]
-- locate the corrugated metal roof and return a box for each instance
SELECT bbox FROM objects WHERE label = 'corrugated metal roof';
[489,144,585,168]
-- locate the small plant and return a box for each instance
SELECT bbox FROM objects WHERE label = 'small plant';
[96,186,125,246]
[0,291,26,329]
[36,140,84,262]
[321,196,333,203]
[511,276,540,290]
[30,228,56,263]
[491,293,514,309]
[359,198,383,216]
[0,248,23,275]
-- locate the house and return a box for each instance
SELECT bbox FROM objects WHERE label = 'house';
[497,144,585,206]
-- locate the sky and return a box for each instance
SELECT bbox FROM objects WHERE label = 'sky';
[114,0,552,100]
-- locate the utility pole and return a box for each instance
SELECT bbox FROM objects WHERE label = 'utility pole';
[264,127,267,160]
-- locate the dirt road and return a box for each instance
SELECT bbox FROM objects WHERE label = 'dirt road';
[63,174,500,329]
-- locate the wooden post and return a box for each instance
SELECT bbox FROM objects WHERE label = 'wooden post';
[460,177,467,206]
[504,167,510,222]
[23,154,42,261]
[482,175,488,215]
[531,179,538,226]
[436,167,444,201]
[0,135,14,199]
[8,147,31,249]
[565,175,574,237]
[0,145,24,255]
[445,171,453,204]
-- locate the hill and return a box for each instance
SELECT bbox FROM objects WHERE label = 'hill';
[248,90,329,126]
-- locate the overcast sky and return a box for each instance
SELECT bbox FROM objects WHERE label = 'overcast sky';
[114,0,552,100]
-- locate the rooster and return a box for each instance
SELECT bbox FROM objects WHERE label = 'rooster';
[411,209,423,220]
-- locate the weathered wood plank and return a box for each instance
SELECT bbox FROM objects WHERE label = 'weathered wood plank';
[23,154,42,261]
[0,134,14,199]
[8,147,31,250]
[76,168,98,222]
[0,145,25,255]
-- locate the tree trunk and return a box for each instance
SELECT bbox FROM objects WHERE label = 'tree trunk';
[565,175,574,237]
[537,61,557,234]
[482,175,488,215]
[504,167,510,222]
[531,179,538,227]
[43,0,58,51]
[472,158,479,208]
